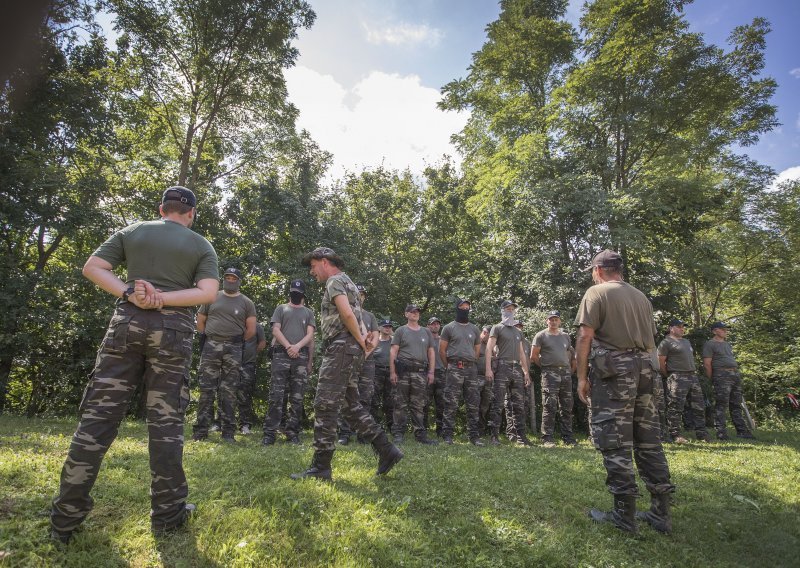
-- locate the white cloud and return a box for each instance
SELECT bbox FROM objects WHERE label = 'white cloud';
[790,68,800,79]
[769,166,800,192]
[286,66,467,181]
[363,21,444,47]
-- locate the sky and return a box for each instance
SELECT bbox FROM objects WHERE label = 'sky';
[285,0,800,187]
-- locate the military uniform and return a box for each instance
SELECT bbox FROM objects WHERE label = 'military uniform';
[476,339,493,435]
[371,333,394,430]
[51,190,218,540]
[338,307,378,442]
[263,300,316,443]
[440,320,482,443]
[239,322,265,431]
[702,338,751,439]
[658,334,708,441]
[488,324,528,442]
[392,324,435,442]
[424,328,447,434]
[576,266,674,533]
[533,328,575,444]
[193,291,256,440]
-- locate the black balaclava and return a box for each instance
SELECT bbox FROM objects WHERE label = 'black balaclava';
[289,291,304,305]
[455,299,470,323]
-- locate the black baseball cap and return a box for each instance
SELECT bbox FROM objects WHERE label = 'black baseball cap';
[547,310,561,319]
[428,316,442,325]
[405,304,421,313]
[302,247,344,267]
[290,279,306,294]
[710,321,727,329]
[379,319,393,328]
[223,267,242,280]
[162,186,197,208]
[500,300,518,309]
[455,298,471,308]
[514,320,524,328]
[356,284,367,294]
[669,319,687,327]
[586,249,623,271]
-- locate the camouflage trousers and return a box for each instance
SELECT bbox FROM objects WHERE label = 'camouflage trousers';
[392,365,429,439]
[424,369,446,433]
[442,362,481,440]
[263,351,309,439]
[51,304,194,536]
[489,360,526,439]
[652,373,668,441]
[589,350,674,496]
[371,365,394,431]
[193,338,242,438]
[339,356,376,438]
[540,367,575,442]
[712,369,751,437]
[666,372,707,439]
[477,374,493,435]
[313,334,382,452]
[238,362,258,428]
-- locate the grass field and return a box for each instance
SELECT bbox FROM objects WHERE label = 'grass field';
[0,416,798,567]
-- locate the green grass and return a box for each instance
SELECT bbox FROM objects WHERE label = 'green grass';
[1,416,798,567]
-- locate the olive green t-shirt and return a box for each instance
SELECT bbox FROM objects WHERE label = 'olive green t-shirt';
[93,219,218,291]
[477,342,488,375]
[199,292,256,337]
[702,340,738,370]
[319,272,362,341]
[373,338,392,367]
[440,321,481,362]
[573,281,656,351]
[533,329,573,367]
[392,325,434,365]
[243,323,266,365]
[432,335,445,370]
[271,303,316,345]
[362,309,379,333]
[658,335,696,373]
[490,324,525,362]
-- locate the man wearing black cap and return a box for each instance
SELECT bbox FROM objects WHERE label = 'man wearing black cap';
[292,247,402,480]
[485,300,531,446]
[575,249,674,535]
[424,315,447,437]
[262,279,316,445]
[702,322,755,440]
[531,311,577,447]
[338,284,379,445]
[51,186,219,542]
[370,318,395,429]
[658,319,709,443]
[439,299,482,444]
[193,267,257,443]
[390,305,438,445]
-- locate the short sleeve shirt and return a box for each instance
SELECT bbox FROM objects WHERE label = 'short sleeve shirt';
[243,323,266,365]
[573,281,656,351]
[658,335,696,373]
[319,272,362,341]
[441,321,481,362]
[362,309,379,333]
[490,324,525,362]
[199,292,256,337]
[533,329,573,367]
[392,325,434,364]
[271,303,316,345]
[373,338,392,367]
[93,219,218,291]
[702,340,738,370]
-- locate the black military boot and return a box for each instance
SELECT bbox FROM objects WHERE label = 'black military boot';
[636,493,672,534]
[372,431,404,475]
[588,494,637,533]
[290,450,334,481]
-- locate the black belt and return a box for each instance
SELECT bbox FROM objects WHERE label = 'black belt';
[273,345,309,356]
[448,359,475,367]
[497,359,522,366]
[206,334,243,344]
[322,331,351,350]
[375,365,390,370]
[397,359,428,372]
[542,365,570,369]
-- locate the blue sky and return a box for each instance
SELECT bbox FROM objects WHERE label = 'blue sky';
[286,0,800,185]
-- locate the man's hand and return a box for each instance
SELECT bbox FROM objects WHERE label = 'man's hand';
[287,345,300,358]
[390,371,398,385]
[524,373,530,388]
[578,376,590,405]
[485,369,494,381]
[427,370,435,385]
[132,279,163,310]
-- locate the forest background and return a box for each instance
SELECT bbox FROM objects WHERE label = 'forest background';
[2,0,799,425]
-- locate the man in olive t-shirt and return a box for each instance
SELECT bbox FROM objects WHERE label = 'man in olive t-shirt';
[702,322,754,440]
[370,319,395,429]
[51,187,219,542]
[193,268,256,442]
[239,322,266,434]
[424,316,447,436]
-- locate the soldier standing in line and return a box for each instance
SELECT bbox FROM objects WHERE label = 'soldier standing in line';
[485,300,531,446]
[192,268,256,443]
[50,187,219,543]
[702,322,756,441]
[262,280,315,446]
[515,320,536,441]
[476,325,494,435]
[658,319,709,443]
[390,305,439,445]
[439,299,482,445]
[370,319,395,430]
[424,316,447,437]
[338,284,379,445]
[239,321,266,435]
[291,247,402,480]
[575,250,674,534]
[531,311,577,448]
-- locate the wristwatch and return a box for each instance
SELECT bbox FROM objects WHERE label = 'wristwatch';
[122,286,135,302]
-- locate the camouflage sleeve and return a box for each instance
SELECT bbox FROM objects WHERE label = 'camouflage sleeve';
[325,275,348,299]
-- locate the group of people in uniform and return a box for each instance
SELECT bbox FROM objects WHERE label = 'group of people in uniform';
[48,186,756,544]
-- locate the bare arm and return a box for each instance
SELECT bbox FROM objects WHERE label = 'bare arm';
[576,325,595,404]
[390,344,400,385]
[427,346,435,385]
[439,339,449,366]
[485,337,497,379]
[244,316,256,341]
[333,294,366,351]
[520,341,530,386]
[530,345,541,368]
[196,312,207,332]
[703,357,713,378]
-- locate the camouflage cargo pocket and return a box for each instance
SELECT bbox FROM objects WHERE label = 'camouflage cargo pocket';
[589,348,616,379]
[161,318,193,357]
[103,314,133,352]
[591,410,621,450]
[179,372,191,414]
